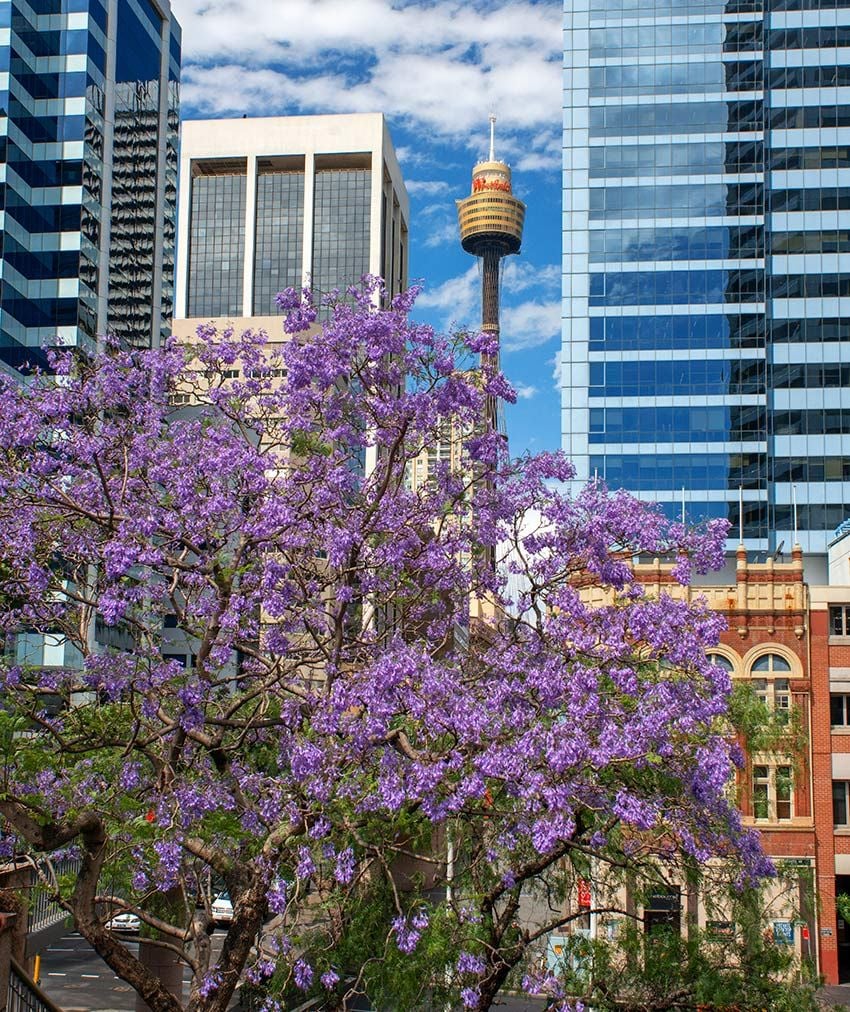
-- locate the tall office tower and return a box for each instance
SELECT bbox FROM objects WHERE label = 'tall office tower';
[174,114,409,323]
[0,0,181,374]
[563,0,850,556]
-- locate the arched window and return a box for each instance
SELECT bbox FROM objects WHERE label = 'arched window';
[749,653,792,717]
[751,653,791,674]
[708,653,734,672]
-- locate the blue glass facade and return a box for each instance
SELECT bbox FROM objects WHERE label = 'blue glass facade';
[0,0,180,373]
[563,0,850,553]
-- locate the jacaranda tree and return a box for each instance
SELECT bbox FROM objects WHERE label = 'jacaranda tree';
[0,280,770,1012]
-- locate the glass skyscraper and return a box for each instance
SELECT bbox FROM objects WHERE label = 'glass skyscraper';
[563,0,850,554]
[0,0,180,375]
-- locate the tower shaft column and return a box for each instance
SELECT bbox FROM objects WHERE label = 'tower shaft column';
[481,244,501,340]
[481,245,502,434]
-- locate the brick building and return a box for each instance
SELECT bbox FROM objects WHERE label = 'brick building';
[579,538,850,984]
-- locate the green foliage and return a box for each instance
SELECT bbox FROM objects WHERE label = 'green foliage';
[289,428,333,458]
[553,877,820,1011]
[836,892,850,928]
[727,681,805,758]
[245,881,452,1011]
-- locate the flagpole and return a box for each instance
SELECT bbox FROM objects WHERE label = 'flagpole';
[739,486,744,544]
[792,484,798,544]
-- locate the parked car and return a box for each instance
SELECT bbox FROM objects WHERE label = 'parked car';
[212,891,233,925]
[106,910,141,933]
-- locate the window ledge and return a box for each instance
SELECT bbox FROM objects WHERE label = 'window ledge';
[745,818,811,829]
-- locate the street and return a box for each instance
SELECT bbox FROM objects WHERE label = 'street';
[36,932,548,1011]
[38,931,223,1012]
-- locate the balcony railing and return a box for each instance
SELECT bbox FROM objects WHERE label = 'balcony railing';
[8,957,63,1012]
[28,859,79,934]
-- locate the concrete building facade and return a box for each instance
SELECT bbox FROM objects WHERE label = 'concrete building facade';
[174,113,409,324]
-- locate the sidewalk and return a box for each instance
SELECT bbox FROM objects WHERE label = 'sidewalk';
[821,984,850,1007]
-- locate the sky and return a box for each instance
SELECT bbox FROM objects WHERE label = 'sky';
[169,0,563,457]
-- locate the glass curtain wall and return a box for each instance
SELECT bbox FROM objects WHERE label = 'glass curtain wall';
[565,0,850,552]
[768,0,850,549]
[312,167,371,300]
[0,0,108,370]
[253,165,304,315]
[108,0,164,347]
[187,164,247,318]
[0,0,180,370]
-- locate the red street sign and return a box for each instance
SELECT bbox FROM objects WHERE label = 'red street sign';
[577,878,591,909]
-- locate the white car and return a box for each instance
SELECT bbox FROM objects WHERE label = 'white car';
[211,892,233,925]
[106,911,141,933]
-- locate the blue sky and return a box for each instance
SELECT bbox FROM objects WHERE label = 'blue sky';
[169,0,563,456]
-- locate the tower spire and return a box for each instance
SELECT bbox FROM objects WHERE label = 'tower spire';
[489,113,496,162]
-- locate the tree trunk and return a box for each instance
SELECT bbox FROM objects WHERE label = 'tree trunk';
[135,939,184,1012]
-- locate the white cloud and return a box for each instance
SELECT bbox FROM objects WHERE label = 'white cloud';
[406,179,453,197]
[501,299,561,352]
[547,352,563,391]
[514,148,562,173]
[416,264,479,324]
[513,382,539,400]
[503,260,559,296]
[415,263,561,352]
[171,0,561,169]
[422,218,463,249]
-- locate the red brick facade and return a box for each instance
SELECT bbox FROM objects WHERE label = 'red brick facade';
[627,546,842,982]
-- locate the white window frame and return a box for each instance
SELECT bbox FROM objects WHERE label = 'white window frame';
[831,693,850,727]
[752,763,793,822]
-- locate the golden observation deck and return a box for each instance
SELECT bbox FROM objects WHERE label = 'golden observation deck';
[457,159,525,257]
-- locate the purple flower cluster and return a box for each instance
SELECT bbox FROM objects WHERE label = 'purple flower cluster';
[0,278,771,1011]
[392,911,428,955]
[457,951,486,975]
[292,959,313,991]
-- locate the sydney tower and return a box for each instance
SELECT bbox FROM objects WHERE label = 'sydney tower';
[456,115,526,428]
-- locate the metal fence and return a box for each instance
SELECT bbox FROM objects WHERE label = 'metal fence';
[27,859,78,934]
[8,958,63,1012]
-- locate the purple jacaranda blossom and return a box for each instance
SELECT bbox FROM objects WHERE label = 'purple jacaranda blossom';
[296,846,315,881]
[457,952,486,975]
[320,969,340,989]
[198,972,221,998]
[293,959,313,991]
[333,847,355,884]
[460,987,480,1008]
[309,816,331,839]
[392,915,422,954]
[152,839,182,891]
[244,959,275,985]
[0,278,768,1012]
[268,878,288,915]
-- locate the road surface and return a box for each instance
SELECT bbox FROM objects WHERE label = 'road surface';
[37,932,547,1011]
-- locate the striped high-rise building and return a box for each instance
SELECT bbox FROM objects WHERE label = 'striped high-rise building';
[0,0,181,375]
[563,0,850,557]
